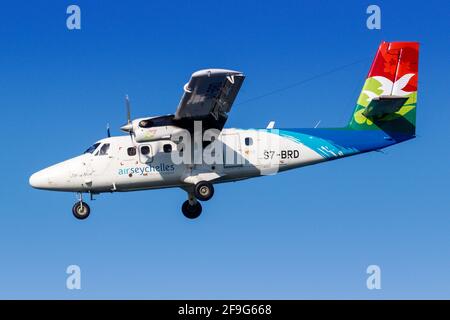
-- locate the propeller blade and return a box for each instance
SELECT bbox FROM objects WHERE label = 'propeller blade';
[120,95,134,133]
[125,94,131,124]
[121,95,136,146]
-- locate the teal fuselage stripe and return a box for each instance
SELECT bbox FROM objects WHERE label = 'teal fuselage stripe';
[268,128,414,158]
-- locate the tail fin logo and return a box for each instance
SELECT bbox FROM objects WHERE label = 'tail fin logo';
[349,41,419,132]
[355,73,417,126]
[362,73,415,103]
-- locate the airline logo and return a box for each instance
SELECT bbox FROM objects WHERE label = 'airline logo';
[118,163,175,176]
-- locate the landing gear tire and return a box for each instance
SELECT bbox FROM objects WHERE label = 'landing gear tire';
[182,200,202,219]
[194,181,214,201]
[72,201,91,220]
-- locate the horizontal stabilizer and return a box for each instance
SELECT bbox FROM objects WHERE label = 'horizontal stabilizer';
[363,96,408,118]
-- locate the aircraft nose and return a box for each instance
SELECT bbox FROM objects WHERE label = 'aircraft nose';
[29,169,50,189]
[29,156,87,191]
[29,164,68,190]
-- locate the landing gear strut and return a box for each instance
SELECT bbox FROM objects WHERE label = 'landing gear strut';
[72,193,90,220]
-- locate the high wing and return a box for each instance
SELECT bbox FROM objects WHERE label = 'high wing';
[174,68,245,130]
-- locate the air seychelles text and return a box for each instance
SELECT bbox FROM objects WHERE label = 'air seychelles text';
[118,163,175,176]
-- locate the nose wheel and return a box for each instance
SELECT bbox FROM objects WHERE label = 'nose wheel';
[72,201,91,220]
[72,193,91,220]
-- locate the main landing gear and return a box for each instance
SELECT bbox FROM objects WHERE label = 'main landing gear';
[182,200,202,219]
[70,182,215,220]
[194,181,214,201]
[182,181,214,219]
[72,193,91,220]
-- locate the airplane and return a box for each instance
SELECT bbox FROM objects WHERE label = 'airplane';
[29,41,419,220]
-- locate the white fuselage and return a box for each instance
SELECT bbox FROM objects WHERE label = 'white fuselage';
[29,128,326,193]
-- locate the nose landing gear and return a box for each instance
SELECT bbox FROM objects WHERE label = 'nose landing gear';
[72,193,91,220]
[72,201,90,219]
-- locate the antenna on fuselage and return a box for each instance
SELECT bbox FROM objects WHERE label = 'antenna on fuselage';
[106,123,111,137]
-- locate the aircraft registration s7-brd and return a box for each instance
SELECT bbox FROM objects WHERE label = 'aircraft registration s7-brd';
[30,41,420,220]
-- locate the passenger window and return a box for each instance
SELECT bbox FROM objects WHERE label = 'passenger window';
[163,144,172,153]
[141,146,151,155]
[245,137,253,146]
[98,143,110,156]
[127,147,136,156]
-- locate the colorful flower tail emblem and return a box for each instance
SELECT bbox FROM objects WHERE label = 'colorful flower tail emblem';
[349,42,419,132]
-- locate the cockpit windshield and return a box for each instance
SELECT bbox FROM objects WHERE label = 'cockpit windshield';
[84,143,100,154]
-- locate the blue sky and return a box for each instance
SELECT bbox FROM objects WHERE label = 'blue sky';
[0,0,449,299]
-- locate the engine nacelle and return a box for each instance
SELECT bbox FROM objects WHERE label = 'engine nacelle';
[121,115,188,143]
[134,124,185,143]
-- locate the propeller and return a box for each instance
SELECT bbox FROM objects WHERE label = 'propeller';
[126,94,131,125]
[120,95,136,144]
